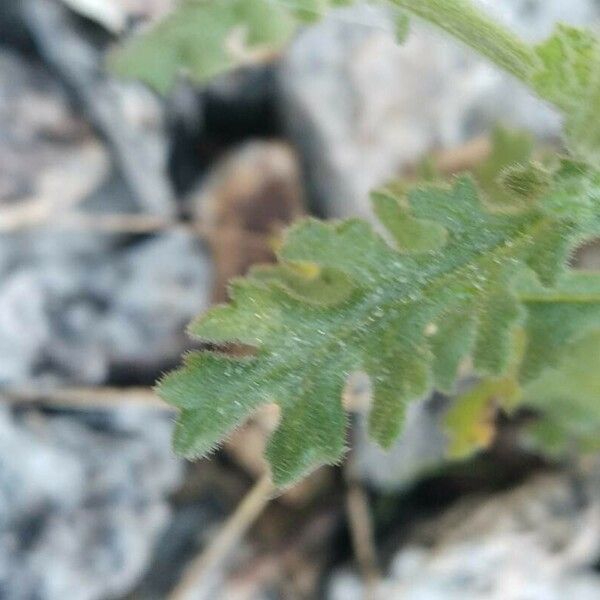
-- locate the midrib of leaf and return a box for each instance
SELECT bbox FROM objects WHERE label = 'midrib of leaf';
[241,210,551,401]
[515,271,600,303]
[517,293,600,303]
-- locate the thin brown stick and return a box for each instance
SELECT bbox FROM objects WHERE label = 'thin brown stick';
[0,386,171,411]
[57,213,212,239]
[57,213,188,234]
[0,144,108,232]
[169,473,274,600]
[344,423,380,600]
[1,136,493,236]
[0,210,211,237]
[345,480,381,600]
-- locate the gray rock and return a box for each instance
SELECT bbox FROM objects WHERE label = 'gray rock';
[23,0,175,217]
[0,16,216,600]
[350,394,451,490]
[0,43,214,600]
[480,0,600,37]
[329,469,600,599]
[0,230,212,385]
[0,404,182,600]
[0,49,212,386]
[96,231,213,378]
[278,0,600,219]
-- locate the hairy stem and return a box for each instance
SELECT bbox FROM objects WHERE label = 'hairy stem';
[391,0,538,84]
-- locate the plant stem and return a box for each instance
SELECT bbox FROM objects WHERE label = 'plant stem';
[390,0,538,84]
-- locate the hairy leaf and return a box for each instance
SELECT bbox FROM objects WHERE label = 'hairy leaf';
[443,328,524,459]
[443,327,600,462]
[472,127,536,207]
[128,0,600,485]
[443,272,600,459]
[531,25,600,164]
[159,174,598,486]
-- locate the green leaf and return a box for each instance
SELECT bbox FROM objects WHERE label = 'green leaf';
[539,160,600,237]
[127,0,600,484]
[372,189,447,253]
[110,0,400,92]
[158,174,598,486]
[468,126,559,213]
[443,328,525,459]
[394,11,411,44]
[498,162,551,204]
[516,271,600,382]
[531,25,600,164]
[429,311,475,393]
[249,262,357,306]
[444,376,521,459]
[444,270,600,459]
[110,0,297,92]
[471,127,536,208]
[442,253,600,462]
[531,25,598,113]
[523,331,600,454]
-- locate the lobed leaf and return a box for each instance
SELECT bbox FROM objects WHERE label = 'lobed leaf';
[531,25,600,164]
[110,0,403,92]
[126,0,600,484]
[443,272,600,459]
[159,172,600,486]
[110,0,296,92]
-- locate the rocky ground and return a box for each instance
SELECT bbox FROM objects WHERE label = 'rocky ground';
[1,1,600,599]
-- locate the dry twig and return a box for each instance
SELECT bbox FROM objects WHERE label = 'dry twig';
[344,425,381,600]
[169,473,275,600]
[1,386,171,411]
[345,479,381,600]
[0,143,108,232]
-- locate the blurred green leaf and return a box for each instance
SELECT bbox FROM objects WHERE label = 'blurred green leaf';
[532,25,600,165]
[523,331,600,454]
[110,0,403,92]
[517,271,600,382]
[110,0,297,92]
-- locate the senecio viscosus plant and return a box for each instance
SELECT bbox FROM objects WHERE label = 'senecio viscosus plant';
[114,0,600,487]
